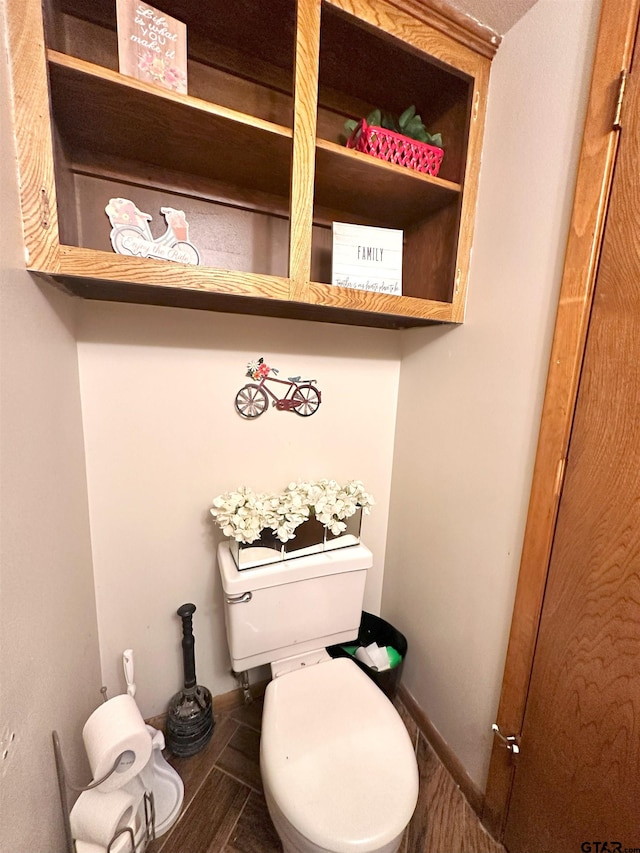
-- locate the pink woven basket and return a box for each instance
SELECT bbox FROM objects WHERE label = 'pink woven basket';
[346,118,444,177]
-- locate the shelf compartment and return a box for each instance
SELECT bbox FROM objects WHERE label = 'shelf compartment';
[49,2,295,128]
[69,170,290,277]
[47,52,293,277]
[310,0,475,308]
[316,1,473,186]
[314,138,460,228]
[309,205,461,304]
[52,0,297,82]
[45,247,443,329]
[48,52,293,200]
[312,140,462,303]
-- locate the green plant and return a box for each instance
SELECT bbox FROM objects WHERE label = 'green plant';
[344,105,443,148]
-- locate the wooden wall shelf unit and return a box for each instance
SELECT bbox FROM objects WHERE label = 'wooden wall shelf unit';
[7,0,493,328]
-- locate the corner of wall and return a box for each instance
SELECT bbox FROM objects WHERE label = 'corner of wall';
[382,0,601,791]
[0,13,102,850]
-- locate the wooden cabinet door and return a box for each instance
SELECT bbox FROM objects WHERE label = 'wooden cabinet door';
[503,33,640,853]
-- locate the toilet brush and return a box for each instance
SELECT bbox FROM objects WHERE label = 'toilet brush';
[165,603,214,757]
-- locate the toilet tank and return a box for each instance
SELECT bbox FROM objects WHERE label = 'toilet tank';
[217,541,372,671]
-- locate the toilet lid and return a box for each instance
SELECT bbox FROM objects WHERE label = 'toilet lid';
[261,658,418,853]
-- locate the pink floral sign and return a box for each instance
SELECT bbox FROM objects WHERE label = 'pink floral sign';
[116,0,187,94]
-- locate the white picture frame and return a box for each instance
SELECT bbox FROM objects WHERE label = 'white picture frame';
[331,222,403,296]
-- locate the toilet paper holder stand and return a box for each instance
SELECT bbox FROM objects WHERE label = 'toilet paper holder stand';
[52,729,155,853]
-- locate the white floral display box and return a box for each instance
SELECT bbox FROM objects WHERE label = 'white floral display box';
[211,480,373,571]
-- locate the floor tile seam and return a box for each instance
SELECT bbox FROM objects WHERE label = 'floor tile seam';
[461,798,505,853]
[228,711,263,734]
[229,717,263,739]
[460,797,478,847]
[414,725,499,848]
[424,751,506,853]
[470,801,504,851]
[149,810,177,853]
[179,717,242,807]
[218,784,253,853]
[148,830,166,853]
[146,752,245,853]
[163,768,252,853]
[426,745,502,851]
[212,760,264,796]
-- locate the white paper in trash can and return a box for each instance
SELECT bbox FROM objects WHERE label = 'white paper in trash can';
[355,645,378,670]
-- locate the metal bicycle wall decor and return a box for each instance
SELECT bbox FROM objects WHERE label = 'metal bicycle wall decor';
[235,358,322,418]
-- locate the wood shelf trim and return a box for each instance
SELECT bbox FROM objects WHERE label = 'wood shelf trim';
[47,50,293,140]
[449,58,490,323]
[317,138,461,193]
[55,246,292,300]
[315,138,460,227]
[307,279,456,322]
[384,0,500,59]
[289,0,322,299]
[324,0,489,79]
[51,246,455,324]
[6,0,62,271]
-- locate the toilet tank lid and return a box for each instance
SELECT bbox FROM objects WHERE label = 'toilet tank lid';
[217,541,372,595]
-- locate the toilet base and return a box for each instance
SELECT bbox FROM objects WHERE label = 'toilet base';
[264,788,404,853]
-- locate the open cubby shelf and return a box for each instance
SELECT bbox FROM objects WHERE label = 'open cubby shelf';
[7,0,492,328]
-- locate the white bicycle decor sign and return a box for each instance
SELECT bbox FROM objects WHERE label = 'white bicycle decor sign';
[105,197,201,265]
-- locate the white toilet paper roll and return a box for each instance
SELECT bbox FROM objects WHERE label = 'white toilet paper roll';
[83,694,152,792]
[74,843,105,853]
[74,842,108,853]
[74,827,139,853]
[70,788,138,849]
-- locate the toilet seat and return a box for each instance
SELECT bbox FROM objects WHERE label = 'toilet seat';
[260,657,418,853]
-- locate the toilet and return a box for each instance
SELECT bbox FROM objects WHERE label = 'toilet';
[218,541,419,853]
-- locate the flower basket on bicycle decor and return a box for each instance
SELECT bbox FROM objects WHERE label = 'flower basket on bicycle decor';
[234,358,321,418]
[346,118,444,177]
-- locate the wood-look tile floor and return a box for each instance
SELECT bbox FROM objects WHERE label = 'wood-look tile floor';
[148,697,506,853]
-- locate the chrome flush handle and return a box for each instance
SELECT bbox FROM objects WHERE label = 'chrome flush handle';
[225,591,253,605]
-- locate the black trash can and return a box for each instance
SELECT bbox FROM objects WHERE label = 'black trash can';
[326,611,407,700]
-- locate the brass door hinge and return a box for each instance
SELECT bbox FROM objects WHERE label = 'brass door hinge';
[554,456,567,499]
[473,90,480,121]
[613,69,628,130]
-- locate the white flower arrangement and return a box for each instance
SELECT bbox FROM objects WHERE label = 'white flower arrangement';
[211,479,374,544]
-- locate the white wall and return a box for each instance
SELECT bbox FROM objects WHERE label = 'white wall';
[382,0,601,790]
[0,8,102,849]
[77,304,401,718]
